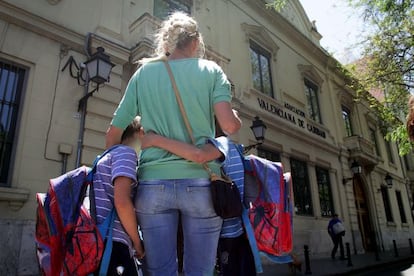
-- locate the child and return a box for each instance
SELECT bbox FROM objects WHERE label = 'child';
[93,116,145,276]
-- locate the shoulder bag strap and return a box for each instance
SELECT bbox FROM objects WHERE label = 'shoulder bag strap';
[163,60,216,178]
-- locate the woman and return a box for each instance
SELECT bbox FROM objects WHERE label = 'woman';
[105,11,241,276]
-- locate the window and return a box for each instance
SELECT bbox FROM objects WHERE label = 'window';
[154,0,192,19]
[290,158,313,216]
[385,140,394,164]
[249,40,274,98]
[257,147,280,162]
[316,167,334,217]
[404,154,414,171]
[304,79,322,124]
[0,61,26,186]
[381,187,393,222]
[342,106,353,137]
[369,127,380,156]
[396,191,407,223]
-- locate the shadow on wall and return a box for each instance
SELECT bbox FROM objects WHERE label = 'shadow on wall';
[0,220,38,275]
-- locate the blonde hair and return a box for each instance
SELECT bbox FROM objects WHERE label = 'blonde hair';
[140,12,205,64]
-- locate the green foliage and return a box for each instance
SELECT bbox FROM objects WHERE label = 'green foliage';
[346,0,414,155]
[266,0,287,12]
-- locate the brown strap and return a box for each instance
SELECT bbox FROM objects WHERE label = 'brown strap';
[163,60,214,176]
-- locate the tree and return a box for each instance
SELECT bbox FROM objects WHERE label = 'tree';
[345,0,414,155]
[270,0,413,154]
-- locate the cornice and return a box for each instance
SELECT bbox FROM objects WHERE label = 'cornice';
[0,1,130,64]
[241,0,330,63]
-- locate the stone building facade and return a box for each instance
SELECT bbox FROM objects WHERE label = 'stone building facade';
[0,0,413,274]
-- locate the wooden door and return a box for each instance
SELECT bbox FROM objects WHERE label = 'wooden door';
[353,177,375,251]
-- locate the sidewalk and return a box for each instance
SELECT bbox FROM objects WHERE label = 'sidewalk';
[260,247,414,275]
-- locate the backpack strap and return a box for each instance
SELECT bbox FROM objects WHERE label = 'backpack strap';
[88,145,121,221]
[98,208,116,276]
[84,145,120,275]
[87,145,121,182]
[241,207,263,273]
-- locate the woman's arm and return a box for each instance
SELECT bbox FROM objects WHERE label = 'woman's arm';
[141,132,222,163]
[106,125,124,148]
[113,176,145,259]
[214,102,242,135]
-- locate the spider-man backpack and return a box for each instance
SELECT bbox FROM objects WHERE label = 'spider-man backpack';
[35,147,118,276]
[243,155,293,257]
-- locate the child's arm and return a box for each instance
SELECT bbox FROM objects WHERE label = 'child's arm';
[141,132,222,163]
[114,176,145,259]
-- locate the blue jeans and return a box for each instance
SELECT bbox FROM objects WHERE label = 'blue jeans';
[135,178,223,276]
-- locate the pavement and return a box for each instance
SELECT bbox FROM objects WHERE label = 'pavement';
[260,247,414,276]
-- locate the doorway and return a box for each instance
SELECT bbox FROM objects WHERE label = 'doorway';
[353,176,375,251]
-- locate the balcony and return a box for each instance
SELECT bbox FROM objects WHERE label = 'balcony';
[344,135,380,170]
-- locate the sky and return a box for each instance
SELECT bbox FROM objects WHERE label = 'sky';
[298,0,367,64]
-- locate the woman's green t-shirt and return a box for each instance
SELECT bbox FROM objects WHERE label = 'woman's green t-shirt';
[111,58,232,180]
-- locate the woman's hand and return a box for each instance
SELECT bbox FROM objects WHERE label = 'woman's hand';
[140,132,158,149]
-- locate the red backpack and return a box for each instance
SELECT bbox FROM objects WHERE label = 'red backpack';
[244,155,293,257]
[35,147,117,276]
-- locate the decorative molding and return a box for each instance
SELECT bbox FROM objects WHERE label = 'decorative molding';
[241,23,279,62]
[298,64,324,86]
[0,187,30,211]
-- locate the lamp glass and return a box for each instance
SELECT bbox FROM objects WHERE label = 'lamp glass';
[85,59,98,82]
[84,47,115,85]
[97,61,113,82]
[385,173,393,187]
[350,160,362,174]
[250,117,266,142]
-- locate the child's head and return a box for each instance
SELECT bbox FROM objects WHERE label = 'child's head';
[121,116,142,144]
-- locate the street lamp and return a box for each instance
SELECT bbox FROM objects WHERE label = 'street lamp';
[351,160,362,174]
[62,45,115,167]
[243,116,267,153]
[342,160,362,185]
[84,47,115,85]
[385,173,393,188]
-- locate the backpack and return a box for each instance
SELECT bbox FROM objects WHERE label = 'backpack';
[332,221,346,235]
[243,154,293,257]
[35,147,118,276]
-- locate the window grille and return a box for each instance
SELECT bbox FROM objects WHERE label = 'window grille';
[304,79,321,123]
[0,61,25,186]
[290,158,313,216]
[316,166,334,217]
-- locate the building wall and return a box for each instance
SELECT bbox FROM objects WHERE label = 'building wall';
[0,0,413,274]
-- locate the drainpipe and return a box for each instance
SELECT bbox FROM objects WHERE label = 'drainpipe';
[59,143,73,174]
[75,69,89,168]
[75,33,92,168]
